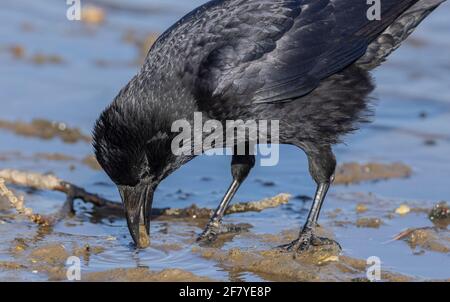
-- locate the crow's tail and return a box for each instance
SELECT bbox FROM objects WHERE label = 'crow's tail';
[357,0,446,70]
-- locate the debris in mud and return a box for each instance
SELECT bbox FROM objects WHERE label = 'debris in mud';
[10,238,29,255]
[0,151,103,171]
[0,261,26,270]
[6,44,63,65]
[8,45,25,59]
[395,204,411,216]
[154,194,291,219]
[226,194,291,214]
[81,5,106,25]
[394,227,450,254]
[355,203,368,213]
[429,201,449,227]
[155,204,212,219]
[0,119,91,143]
[333,220,353,228]
[355,217,383,228]
[35,153,76,161]
[0,169,122,213]
[334,162,412,185]
[29,244,69,265]
[0,168,290,224]
[73,244,105,261]
[83,268,214,282]
[31,53,64,65]
[0,178,51,226]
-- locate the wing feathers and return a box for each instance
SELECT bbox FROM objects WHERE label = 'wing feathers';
[193,0,419,104]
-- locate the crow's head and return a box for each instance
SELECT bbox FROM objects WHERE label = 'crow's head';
[93,81,181,247]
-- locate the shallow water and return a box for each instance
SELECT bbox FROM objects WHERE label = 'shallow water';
[0,0,449,281]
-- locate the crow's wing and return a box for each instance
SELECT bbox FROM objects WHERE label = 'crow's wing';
[194,0,417,104]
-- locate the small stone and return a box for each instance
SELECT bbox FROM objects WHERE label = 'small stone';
[356,217,382,228]
[10,45,25,58]
[395,204,411,215]
[23,208,33,216]
[319,255,339,264]
[81,6,105,25]
[356,203,368,213]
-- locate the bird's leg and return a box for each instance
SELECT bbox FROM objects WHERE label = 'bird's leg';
[279,146,341,253]
[197,154,255,244]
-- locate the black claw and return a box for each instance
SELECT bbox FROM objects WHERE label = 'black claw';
[197,223,251,244]
[311,236,342,250]
[277,227,341,254]
[197,228,218,244]
[277,239,299,252]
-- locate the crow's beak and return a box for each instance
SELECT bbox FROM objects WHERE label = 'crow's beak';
[118,183,154,248]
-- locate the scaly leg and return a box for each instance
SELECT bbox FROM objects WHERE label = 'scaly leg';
[197,154,255,243]
[279,145,341,252]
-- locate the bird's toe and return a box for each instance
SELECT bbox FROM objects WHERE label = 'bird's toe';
[197,223,251,245]
[311,236,342,250]
[277,227,341,255]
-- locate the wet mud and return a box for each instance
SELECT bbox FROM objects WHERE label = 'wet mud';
[0,119,91,144]
[334,162,412,185]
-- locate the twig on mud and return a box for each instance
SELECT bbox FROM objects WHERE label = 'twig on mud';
[0,169,291,220]
[0,178,51,226]
[0,169,121,211]
[153,193,291,219]
[391,227,433,242]
[227,194,291,214]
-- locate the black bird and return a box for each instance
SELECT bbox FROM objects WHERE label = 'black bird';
[93,0,445,250]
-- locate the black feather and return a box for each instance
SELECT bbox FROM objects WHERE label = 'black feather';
[93,0,445,187]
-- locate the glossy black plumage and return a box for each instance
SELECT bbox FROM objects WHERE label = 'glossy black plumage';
[93,0,445,248]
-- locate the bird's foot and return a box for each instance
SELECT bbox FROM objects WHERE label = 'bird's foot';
[278,227,341,253]
[197,221,250,245]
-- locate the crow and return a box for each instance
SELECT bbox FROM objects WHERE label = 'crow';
[93,0,446,250]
